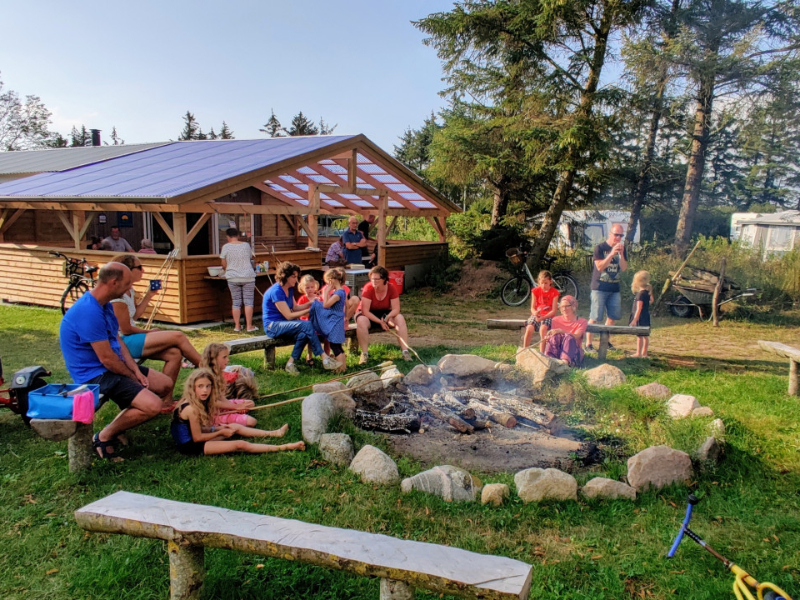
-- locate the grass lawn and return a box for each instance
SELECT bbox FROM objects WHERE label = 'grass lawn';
[0,293,798,600]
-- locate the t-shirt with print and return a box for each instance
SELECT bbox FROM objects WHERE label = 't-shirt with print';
[262,283,294,325]
[357,281,399,313]
[590,242,628,292]
[60,292,124,383]
[220,242,256,282]
[532,286,559,317]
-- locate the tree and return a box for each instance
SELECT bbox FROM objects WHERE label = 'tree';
[318,118,337,135]
[207,127,217,140]
[178,111,201,141]
[219,121,234,139]
[286,111,319,136]
[0,73,53,151]
[260,109,283,137]
[109,126,124,145]
[70,125,90,147]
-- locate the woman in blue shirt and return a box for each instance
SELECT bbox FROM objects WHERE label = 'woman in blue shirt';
[262,262,341,375]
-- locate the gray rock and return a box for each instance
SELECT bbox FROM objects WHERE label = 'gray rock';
[666,394,700,419]
[349,445,400,486]
[516,348,569,385]
[346,371,383,395]
[581,477,636,500]
[709,418,726,440]
[381,367,404,388]
[312,381,356,417]
[318,433,354,466]
[691,406,715,418]
[400,465,476,502]
[437,354,497,377]
[584,364,627,388]
[481,483,510,506]
[404,364,440,386]
[696,437,722,464]
[514,468,578,502]
[301,393,335,444]
[635,382,672,400]
[626,445,693,491]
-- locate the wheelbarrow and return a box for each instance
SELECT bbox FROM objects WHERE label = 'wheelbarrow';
[667,267,757,319]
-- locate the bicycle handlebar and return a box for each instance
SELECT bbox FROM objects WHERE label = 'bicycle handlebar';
[667,494,700,558]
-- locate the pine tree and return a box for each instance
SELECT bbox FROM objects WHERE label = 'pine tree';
[318,118,337,135]
[286,111,319,136]
[207,127,217,140]
[178,111,201,141]
[260,110,283,137]
[70,125,90,147]
[219,121,234,139]
[110,126,123,145]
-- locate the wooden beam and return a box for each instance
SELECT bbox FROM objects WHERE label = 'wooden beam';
[307,184,319,250]
[252,182,306,207]
[348,148,358,190]
[152,212,176,247]
[280,169,363,213]
[317,184,387,197]
[387,215,398,236]
[377,196,387,268]
[294,215,313,238]
[56,211,76,241]
[0,201,178,212]
[78,212,96,241]
[386,209,449,217]
[186,213,211,245]
[173,213,188,258]
[0,208,26,236]
[71,211,85,250]
[331,157,419,212]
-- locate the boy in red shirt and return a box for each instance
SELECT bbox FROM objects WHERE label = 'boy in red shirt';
[523,270,560,353]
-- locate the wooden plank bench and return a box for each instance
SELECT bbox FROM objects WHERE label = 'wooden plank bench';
[486,319,650,361]
[226,322,383,368]
[757,340,800,395]
[76,491,533,600]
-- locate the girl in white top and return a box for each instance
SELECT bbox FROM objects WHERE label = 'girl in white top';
[220,227,257,332]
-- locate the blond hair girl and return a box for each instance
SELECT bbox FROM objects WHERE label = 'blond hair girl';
[629,270,654,358]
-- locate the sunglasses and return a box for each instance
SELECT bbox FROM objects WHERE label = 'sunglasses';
[612,233,623,238]
[131,265,143,271]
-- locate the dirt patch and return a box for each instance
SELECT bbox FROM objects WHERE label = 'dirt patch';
[456,259,505,298]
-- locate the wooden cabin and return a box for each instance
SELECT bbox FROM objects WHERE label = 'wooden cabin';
[0,135,459,324]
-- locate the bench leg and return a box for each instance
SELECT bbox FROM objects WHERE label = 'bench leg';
[68,422,94,473]
[168,540,205,600]
[597,332,609,361]
[380,578,414,600]
[790,360,798,396]
[264,346,276,369]
[349,335,360,355]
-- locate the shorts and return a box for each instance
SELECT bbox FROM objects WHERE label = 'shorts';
[176,441,206,456]
[355,309,391,322]
[589,290,622,322]
[121,332,147,358]
[228,280,255,308]
[86,365,150,410]
[214,399,250,426]
[525,317,552,331]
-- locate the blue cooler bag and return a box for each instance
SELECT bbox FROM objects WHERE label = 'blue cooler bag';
[26,384,101,420]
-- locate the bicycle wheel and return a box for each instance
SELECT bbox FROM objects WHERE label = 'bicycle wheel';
[501,277,532,306]
[61,280,90,314]
[552,274,579,301]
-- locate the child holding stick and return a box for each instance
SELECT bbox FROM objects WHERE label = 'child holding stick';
[170,369,304,456]
[523,270,560,353]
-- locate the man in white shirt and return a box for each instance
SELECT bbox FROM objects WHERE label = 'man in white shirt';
[103,227,134,252]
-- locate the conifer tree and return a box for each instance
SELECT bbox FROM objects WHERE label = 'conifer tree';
[70,125,90,147]
[178,111,201,141]
[260,110,283,137]
[110,126,123,145]
[286,111,319,136]
[219,121,234,139]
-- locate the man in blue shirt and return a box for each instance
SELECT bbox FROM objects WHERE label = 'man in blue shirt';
[342,216,367,265]
[60,262,173,461]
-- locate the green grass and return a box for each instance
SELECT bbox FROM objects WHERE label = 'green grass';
[0,303,798,599]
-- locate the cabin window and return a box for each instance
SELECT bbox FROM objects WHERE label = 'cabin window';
[766,226,795,253]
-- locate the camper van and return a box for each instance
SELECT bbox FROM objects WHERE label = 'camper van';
[546,210,639,251]
[735,210,800,258]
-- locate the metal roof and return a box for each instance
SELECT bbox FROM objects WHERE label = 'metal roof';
[0,135,460,214]
[0,142,170,175]
[739,210,800,226]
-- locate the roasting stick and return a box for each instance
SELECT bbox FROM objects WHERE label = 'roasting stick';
[385,327,424,364]
[144,248,179,330]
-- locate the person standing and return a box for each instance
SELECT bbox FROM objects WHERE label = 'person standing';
[342,216,367,265]
[139,239,157,254]
[220,228,258,332]
[585,224,628,351]
[102,226,134,252]
[358,214,378,266]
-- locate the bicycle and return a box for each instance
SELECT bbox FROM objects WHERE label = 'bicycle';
[50,251,98,314]
[668,494,793,600]
[500,248,579,307]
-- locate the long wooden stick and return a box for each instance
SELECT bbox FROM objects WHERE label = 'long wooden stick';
[385,328,423,363]
[654,240,702,311]
[144,248,179,330]
[255,361,395,401]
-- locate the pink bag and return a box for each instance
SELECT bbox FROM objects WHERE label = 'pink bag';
[72,391,96,424]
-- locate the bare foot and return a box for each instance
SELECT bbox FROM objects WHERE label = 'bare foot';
[270,423,289,438]
[285,441,305,451]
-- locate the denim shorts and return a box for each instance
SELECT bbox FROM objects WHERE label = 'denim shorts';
[589,290,622,321]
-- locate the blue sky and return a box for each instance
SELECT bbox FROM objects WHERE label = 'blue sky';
[0,0,457,151]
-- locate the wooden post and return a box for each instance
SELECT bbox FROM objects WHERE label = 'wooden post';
[173,214,188,258]
[264,346,276,369]
[167,540,205,600]
[790,359,798,396]
[72,211,85,250]
[597,332,609,361]
[380,578,414,600]
[307,184,319,250]
[712,258,726,327]
[377,194,387,268]
[68,422,95,473]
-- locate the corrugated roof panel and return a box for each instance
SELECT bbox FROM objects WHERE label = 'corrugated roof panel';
[360,164,386,174]
[387,184,412,192]
[412,200,436,208]
[372,174,399,184]
[388,201,403,208]
[0,142,171,175]
[0,136,357,199]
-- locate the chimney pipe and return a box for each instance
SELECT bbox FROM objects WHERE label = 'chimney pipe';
[90,129,101,146]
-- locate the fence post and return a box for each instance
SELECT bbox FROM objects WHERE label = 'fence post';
[712,258,726,327]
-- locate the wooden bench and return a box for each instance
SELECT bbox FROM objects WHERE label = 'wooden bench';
[76,491,533,600]
[486,319,650,361]
[757,340,800,395]
[30,419,95,473]
[226,322,382,368]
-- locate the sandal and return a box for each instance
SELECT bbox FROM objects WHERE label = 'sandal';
[160,401,177,414]
[93,433,123,461]
[181,360,194,369]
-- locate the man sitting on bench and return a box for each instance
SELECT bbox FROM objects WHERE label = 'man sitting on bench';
[59,262,173,461]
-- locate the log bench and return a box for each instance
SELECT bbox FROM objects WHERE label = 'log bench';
[757,340,800,395]
[226,322,383,368]
[30,419,95,473]
[76,491,533,600]
[486,319,650,361]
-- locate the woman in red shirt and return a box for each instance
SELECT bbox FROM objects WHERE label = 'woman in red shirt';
[543,295,587,367]
[355,266,411,364]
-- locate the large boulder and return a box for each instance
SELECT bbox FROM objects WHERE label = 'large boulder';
[584,364,626,389]
[347,371,383,395]
[437,354,497,378]
[666,394,700,419]
[481,483,510,507]
[516,348,569,385]
[318,433,354,467]
[380,367,404,388]
[301,393,334,444]
[312,381,355,417]
[349,445,400,486]
[404,364,439,386]
[400,465,476,502]
[626,445,693,491]
[514,468,578,503]
[696,437,723,464]
[635,382,672,400]
[581,477,636,500]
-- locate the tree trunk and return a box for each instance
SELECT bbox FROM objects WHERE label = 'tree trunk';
[528,4,614,267]
[627,99,663,244]
[490,183,509,228]
[674,75,715,256]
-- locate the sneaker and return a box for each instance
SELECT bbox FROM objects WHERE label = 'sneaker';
[285,363,300,376]
[322,356,340,370]
[402,350,412,362]
[606,342,615,350]
[359,352,369,365]
[585,343,595,351]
